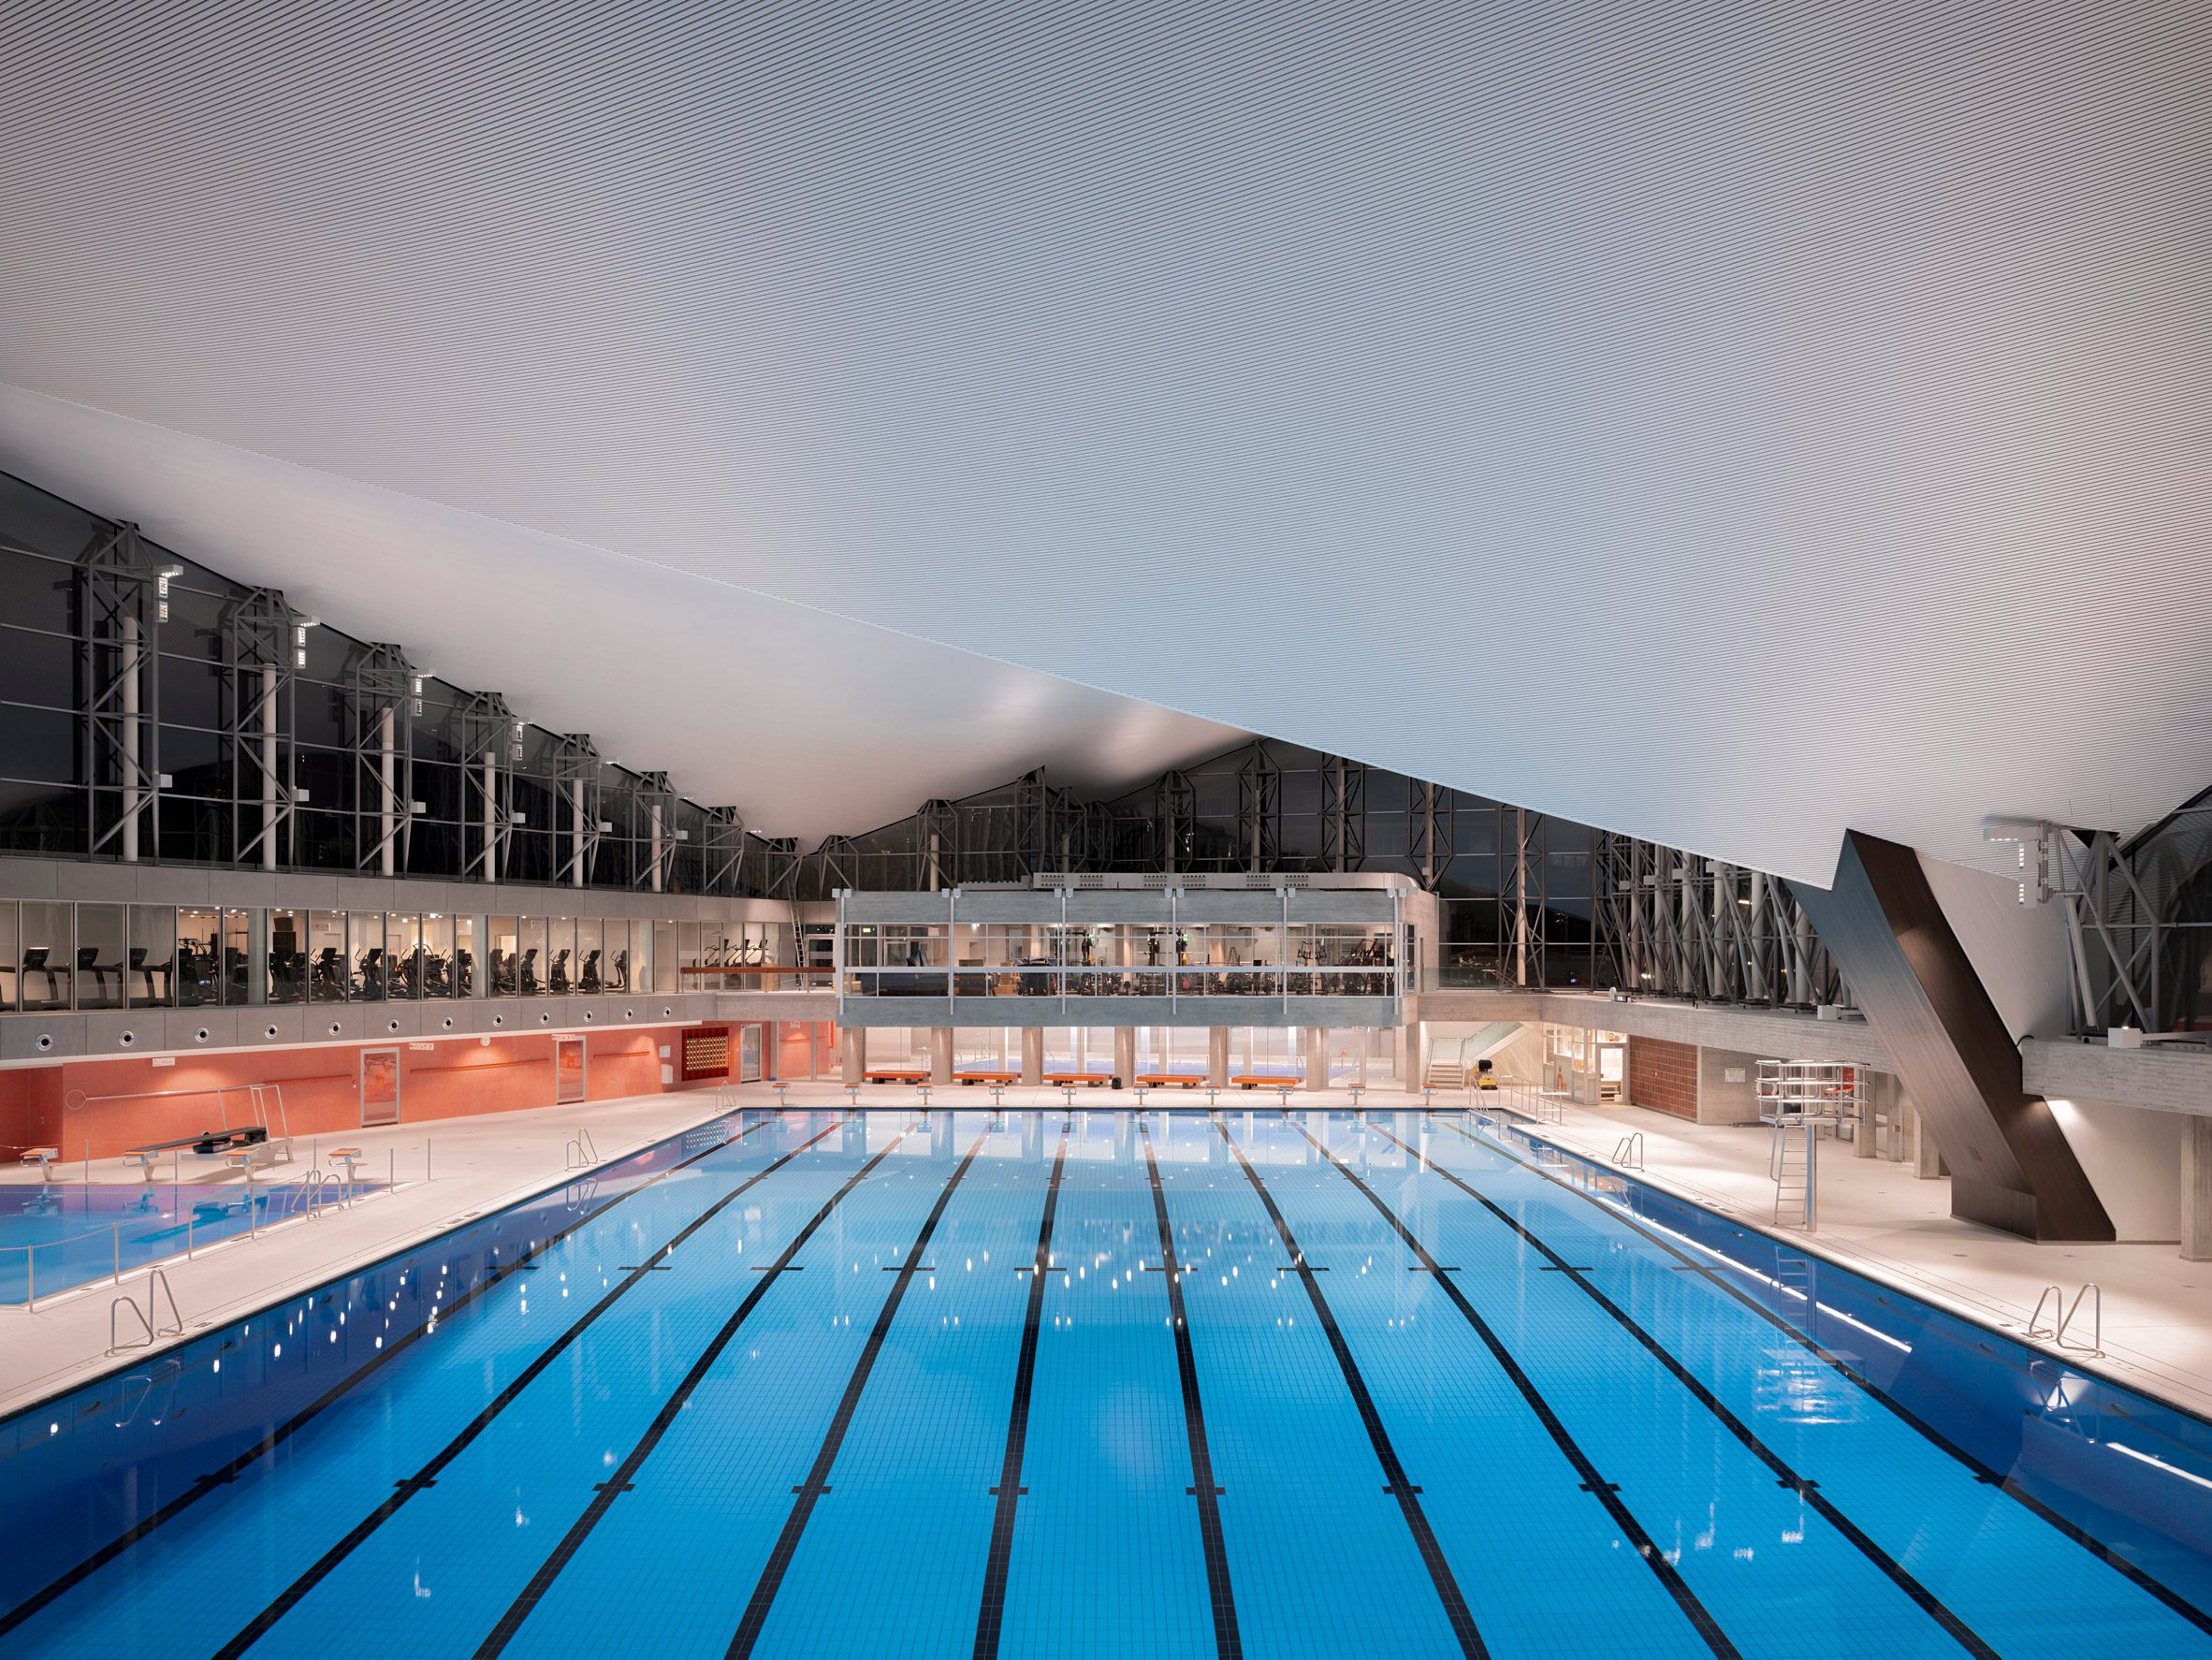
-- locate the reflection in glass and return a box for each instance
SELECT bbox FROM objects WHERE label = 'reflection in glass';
[351,912,386,1001]
[178,908,221,1007]
[575,920,603,992]
[651,922,677,994]
[422,914,453,998]
[269,910,306,1004]
[546,916,575,995]
[225,909,255,1005]
[517,917,546,996]
[77,904,125,1011]
[386,912,422,999]
[488,916,518,996]
[19,903,70,1011]
[309,911,348,1002]
[127,905,176,1009]
[0,903,16,1012]
[451,914,477,997]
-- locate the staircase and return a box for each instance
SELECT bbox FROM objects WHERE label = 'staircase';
[1423,1022,1520,1090]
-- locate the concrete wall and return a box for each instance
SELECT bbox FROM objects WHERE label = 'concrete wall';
[2047,1096,2187,1242]
[1919,852,2074,1041]
[2024,1040,2212,1116]
[1695,1046,1767,1126]
[1413,989,1892,1068]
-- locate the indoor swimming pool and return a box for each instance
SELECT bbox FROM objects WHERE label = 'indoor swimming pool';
[3,1106,2209,1659]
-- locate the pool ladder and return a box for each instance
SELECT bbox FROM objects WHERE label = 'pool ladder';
[1770,1119,1816,1230]
[2028,1282,2103,1357]
[564,1127,601,1171]
[109,1269,183,1354]
[1610,1132,1645,1171]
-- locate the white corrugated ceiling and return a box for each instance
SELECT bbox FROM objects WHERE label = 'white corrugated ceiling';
[2,0,2205,879]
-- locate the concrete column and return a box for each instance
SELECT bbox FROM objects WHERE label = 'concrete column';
[1020,1027,1044,1087]
[1113,1027,1136,1086]
[1863,1072,1904,1159]
[928,1027,953,1086]
[2183,1117,2212,1262]
[1407,1022,1429,1089]
[1908,1104,1947,1180]
[1855,1073,1881,1159]
[839,1025,866,1085]
[1208,1027,1230,1088]
[1303,1027,1327,1092]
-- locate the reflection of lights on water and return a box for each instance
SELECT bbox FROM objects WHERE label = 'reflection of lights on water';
[2112,1443,2212,1491]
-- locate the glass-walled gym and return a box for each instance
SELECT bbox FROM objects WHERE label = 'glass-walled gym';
[0,899,797,1012]
[841,921,1405,999]
[866,1026,1390,1085]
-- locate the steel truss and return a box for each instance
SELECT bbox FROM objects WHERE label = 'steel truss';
[2027,797,2212,1035]
[1594,834,1843,1007]
[755,836,802,902]
[1408,779,1451,893]
[225,589,304,871]
[1154,769,1195,874]
[347,643,416,875]
[701,806,748,896]
[78,523,165,862]
[1235,740,1281,871]
[456,691,522,881]
[627,770,682,893]
[1320,756,1365,872]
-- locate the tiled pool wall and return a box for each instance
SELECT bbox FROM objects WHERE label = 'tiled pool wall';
[1470,1109,2212,1589]
[0,1106,765,1613]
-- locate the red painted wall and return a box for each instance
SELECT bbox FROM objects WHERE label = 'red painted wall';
[1626,1035,1699,1120]
[0,1025,736,1163]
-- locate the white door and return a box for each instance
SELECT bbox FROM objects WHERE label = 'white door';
[361,1048,401,1127]
[738,1024,764,1083]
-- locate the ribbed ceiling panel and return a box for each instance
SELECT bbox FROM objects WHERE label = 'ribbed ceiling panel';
[3,0,2205,878]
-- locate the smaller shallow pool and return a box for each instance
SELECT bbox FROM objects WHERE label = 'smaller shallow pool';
[1,1173,383,1304]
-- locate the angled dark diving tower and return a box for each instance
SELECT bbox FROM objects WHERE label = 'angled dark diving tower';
[1794,831,2113,1243]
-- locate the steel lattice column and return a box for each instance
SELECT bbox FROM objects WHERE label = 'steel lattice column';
[347,643,416,876]
[78,522,167,863]
[225,589,305,871]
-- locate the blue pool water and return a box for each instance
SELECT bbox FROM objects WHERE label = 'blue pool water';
[3,1106,2210,1658]
[1,1176,382,1305]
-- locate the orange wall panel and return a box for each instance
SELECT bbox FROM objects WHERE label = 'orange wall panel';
[1,1024,734,1162]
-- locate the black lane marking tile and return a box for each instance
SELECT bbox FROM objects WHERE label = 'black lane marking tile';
[1409,1119,2018,1659]
[1431,1112,2212,1639]
[1214,1116,1488,1660]
[0,1111,783,1644]
[725,1130,994,1660]
[209,1117,849,1660]
[1143,1120,1244,1660]
[974,1118,1073,1660]
[473,1121,927,1660]
[618,1264,674,1273]
[1298,1122,1741,1660]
